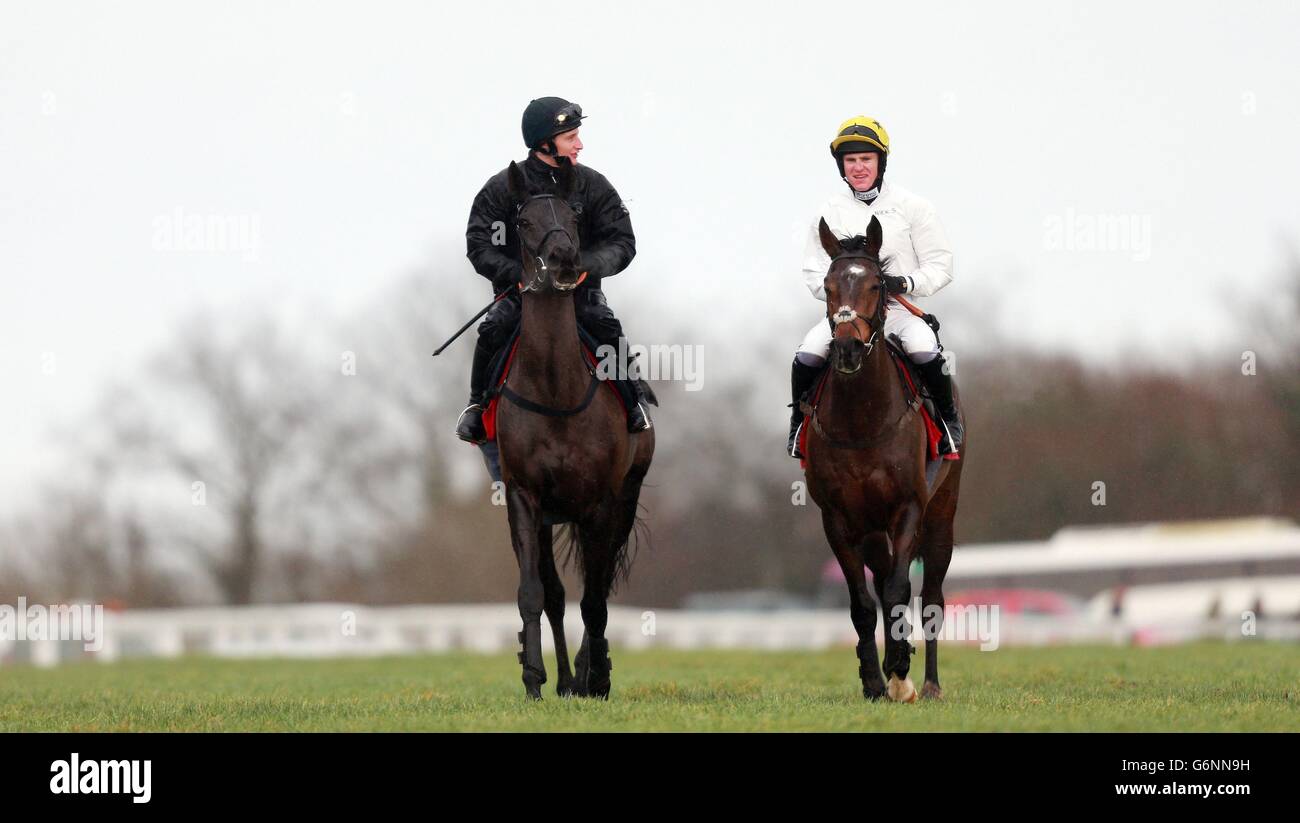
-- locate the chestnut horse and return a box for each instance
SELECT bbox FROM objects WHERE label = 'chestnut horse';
[803,216,965,702]
[495,160,655,700]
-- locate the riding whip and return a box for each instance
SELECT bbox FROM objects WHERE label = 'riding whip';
[432,286,517,356]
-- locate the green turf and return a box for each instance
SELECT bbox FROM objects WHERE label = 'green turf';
[1,642,1296,731]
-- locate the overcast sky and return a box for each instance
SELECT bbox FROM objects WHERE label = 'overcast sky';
[2,0,1297,512]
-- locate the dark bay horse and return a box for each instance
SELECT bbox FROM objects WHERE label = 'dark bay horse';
[495,160,655,700]
[803,216,965,702]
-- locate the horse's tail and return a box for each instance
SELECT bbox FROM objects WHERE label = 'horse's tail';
[619,502,651,591]
[554,501,650,594]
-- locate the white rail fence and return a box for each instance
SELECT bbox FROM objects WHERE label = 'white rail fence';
[3,603,1296,668]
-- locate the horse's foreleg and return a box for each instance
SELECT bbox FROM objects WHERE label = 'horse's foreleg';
[825,513,887,700]
[576,512,618,700]
[506,485,547,700]
[538,524,574,697]
[882,501,923,703]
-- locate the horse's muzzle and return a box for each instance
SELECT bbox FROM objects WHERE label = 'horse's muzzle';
[831,337,865,374]
[552,268,582,291]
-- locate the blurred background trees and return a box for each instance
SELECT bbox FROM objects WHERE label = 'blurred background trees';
[3,258,1296,610]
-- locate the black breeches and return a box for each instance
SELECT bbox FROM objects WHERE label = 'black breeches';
[574,289,625,347]
[477,292,523,351]
[469,288,642,416]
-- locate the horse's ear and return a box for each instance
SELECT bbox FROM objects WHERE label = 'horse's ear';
[506,161,528,205]
[865,215,883,258]
[817,218,842,258]
[554,161,576,199]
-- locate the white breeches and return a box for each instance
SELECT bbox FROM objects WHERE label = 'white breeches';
[796,299,939,364]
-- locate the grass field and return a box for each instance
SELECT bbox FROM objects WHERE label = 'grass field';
[1,642,1297,731]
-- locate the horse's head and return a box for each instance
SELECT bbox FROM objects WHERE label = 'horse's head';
[818,216,887,375]
[507,160,583,293]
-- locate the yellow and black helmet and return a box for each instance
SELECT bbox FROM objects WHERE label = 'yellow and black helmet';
[830,116,890,159]
[830,116,890,189]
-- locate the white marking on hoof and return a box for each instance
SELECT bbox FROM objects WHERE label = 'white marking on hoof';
[887,675,917,703]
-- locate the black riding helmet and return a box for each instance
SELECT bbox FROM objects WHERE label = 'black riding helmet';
[522,97,586,155]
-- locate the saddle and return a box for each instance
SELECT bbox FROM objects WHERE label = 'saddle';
[797,335,945,470]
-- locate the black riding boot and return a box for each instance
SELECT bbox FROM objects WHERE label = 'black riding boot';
[915,355,964,455]
[591,337,651,434]
[619,377,652,433]
[578,291,651,434]
[455,336,495,444]
[788,358,823,458]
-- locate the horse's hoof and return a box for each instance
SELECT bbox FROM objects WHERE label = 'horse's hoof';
[887,675,917,703]
[920,681,943,701]
[863,685,887,702]
[556,678,576,698]
[522,669,546,701]
[587,679,611,700]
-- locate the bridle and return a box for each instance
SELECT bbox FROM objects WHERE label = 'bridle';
[498,191,599,420]
[802,250,920,450]
[517,193,579,293]
[827,252,887,360]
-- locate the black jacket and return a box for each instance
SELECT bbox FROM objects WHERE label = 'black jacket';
[465,154,636,295]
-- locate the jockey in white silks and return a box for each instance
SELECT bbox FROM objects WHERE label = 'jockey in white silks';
[788,116,964,459]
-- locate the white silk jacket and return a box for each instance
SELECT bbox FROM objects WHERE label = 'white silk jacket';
[801,180,954,301]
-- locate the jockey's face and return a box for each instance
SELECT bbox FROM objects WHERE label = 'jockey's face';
[539,128,582,167]
[841,151,880,191]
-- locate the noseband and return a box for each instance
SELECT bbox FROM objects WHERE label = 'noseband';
[828,254,887,357]
[517,194,579,293]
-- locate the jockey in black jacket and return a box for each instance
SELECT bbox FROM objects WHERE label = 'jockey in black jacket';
[456,97,652,443]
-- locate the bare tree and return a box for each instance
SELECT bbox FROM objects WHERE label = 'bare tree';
[91,310,328,604]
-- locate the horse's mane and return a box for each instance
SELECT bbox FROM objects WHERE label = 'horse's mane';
[839,235,874,254]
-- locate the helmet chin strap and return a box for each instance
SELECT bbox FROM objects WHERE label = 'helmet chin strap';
[845,179,881,203]
[838,152,886,203]
[536,141,575,168]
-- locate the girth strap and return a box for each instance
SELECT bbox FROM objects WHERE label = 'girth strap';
[801,395,918,450]
[500,370,601,418]
[798,347,924,450]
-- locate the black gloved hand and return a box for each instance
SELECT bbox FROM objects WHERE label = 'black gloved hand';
[493,267,522,293]
[579,252,609,281]
[883,275,910,295]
